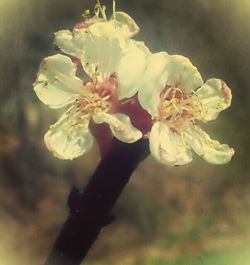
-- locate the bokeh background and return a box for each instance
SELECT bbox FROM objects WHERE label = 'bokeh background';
[0,0,249,264]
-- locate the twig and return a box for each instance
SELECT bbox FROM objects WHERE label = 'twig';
[44,138,149,265]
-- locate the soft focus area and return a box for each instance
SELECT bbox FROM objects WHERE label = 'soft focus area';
[0,0,249,264]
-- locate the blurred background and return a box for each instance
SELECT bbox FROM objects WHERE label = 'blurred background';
[0,0,249,264]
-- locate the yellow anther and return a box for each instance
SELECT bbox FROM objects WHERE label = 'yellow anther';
[94,107,102,113]
[159,86,205,132]
[82,9,90,18]
[75,123,84,128]
[163,106,171,113]
[63,123,71,130]
[172,98,179,103]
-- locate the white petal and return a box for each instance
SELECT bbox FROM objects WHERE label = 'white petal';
[88,20,121,37]
[54,29,88,58]
[80,22,125,79]
[165,54,203,93]
[92,112,142,143]
[33,54,83,109]
[138,52,169,117]
[117,40,150,99]
[184,126,234,164]
[112,11,140,37]
[149,121,193,166]
[44,111,93,160]
[195,78,232,121]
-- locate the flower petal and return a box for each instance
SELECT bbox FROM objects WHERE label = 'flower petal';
[164,54,203,93]
[44,111,93,160]
[149,121,193,166]
[195,78,232,121]
[88,20,121,37]
[117,40,150,99]
[112,11,140,37]
[33,54,83,109]
[54,29,88,58]
[92,112,142,143]
[184,126,234,164]
[138,52,169,117]
[80,21,125,79]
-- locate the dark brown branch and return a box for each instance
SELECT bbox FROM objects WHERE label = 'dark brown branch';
[44,138,149,265]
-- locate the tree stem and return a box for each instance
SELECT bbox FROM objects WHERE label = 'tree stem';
[44,138,149,265]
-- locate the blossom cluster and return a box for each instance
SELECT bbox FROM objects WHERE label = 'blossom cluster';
[33,1,234,165]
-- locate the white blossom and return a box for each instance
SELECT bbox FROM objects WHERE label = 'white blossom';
[138,53,234,166]
[33,8,150,159]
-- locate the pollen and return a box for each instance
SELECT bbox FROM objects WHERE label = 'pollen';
[159,86,202,133]
[75,93,110,115]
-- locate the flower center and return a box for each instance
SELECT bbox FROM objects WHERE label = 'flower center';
[75,91,111,115]
[75,76,117,116]
[69,75,118,130]
[159,86,202,132]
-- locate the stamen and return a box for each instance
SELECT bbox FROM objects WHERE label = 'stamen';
[94,2,100,16]
[54,72,116,133]
[96,0,107,20]
[82,9,90,19]
[159,86,202,133]
[112,0,116,19]
[74,89,111,117]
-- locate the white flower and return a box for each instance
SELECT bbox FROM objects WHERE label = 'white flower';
[138,52,235,166]
[33,11,150,159]
[54,11,149,99]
